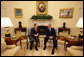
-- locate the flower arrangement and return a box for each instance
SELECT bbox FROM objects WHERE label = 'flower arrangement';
[31,15,53,20]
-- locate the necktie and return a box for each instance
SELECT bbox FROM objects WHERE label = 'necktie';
[35,28,37,32]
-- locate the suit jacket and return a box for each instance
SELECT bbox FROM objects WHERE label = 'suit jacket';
[29,27,39,42]
[46,28,56,38]
[30,27,39,37]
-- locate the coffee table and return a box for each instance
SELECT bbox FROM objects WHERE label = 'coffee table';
[18,36,28,49]
[64,36,83,51]
[11,36,28,49]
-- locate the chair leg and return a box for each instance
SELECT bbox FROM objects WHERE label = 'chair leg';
[27,42,28,49]
[38,39,40,47]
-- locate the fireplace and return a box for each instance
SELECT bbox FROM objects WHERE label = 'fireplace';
[38,26,48,35]
[31,19,52,35]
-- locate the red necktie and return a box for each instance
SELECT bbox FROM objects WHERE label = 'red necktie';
[35,28,37,32]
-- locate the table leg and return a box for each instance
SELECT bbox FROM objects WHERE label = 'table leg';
[68,29,70,35]
[64,40,67,51]
[66,44,67,51]
[20,40,22,49]
[15,42,17,46]
[27,38,28,49]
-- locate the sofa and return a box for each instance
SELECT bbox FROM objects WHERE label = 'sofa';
[66,46,83,56]
[1,37,21,56]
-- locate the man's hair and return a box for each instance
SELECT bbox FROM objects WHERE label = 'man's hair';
[48,24,51,26]
[34,23,37,26]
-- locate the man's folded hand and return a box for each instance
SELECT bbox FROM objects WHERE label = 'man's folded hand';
[34,34,37,36]
[49,36,53,39]
[34,33,39,37]
[37,33,39,36]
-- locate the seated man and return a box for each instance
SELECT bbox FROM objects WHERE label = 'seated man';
[43,24,57,55]
[29,23,39,51]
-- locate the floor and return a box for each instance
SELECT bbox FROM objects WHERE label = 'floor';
[15,38,83,56]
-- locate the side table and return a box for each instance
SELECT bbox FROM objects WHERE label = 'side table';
[58,27,70,36]
[14,27,27,35]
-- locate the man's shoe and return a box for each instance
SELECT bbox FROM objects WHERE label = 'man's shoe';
[35,48,38,51]
[51,49,54,55]
[30,47,32,50]
[43,46,46,50]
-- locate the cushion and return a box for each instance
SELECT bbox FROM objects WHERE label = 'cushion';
[1,46,21,56]
[1,38,7,53]
[6,45,16,49]
[67,46,83,56]
[70,46,83,50]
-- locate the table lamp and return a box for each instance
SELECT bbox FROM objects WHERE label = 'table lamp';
[76,17,83,38]
[1,17,13,37]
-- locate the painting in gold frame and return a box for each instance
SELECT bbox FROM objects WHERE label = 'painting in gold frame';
[14,8,23,18]
[36,1,48,15]
[59,8,73,18]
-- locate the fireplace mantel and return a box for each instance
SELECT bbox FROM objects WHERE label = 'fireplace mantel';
[31,19,52,26]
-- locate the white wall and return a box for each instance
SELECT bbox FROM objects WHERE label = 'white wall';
[1,1,83,37]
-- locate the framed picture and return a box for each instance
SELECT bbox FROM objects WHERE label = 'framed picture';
[59,8,73,18]
[36,1,48,15]
[14,8,23,18]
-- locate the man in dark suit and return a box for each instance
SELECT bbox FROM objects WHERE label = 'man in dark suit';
[29,23,39,51]
[43,24,57,55]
